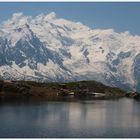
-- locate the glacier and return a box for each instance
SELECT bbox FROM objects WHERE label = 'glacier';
[0,12,140,91]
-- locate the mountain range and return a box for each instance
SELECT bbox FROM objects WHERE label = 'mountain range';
[0,12,140,91]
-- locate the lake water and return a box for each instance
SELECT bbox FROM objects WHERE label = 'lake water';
[0,98,140,138]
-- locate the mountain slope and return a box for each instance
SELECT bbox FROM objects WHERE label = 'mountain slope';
[0,12,140,91]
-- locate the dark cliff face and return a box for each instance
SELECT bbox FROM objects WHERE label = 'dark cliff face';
[0,38,12,66]
[133,54,140,91]
[0,26,64,71]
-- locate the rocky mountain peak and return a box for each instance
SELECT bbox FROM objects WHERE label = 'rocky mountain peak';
[0,12,140,91]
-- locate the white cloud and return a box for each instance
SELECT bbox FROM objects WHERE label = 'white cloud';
[44,12,56,21]
[12,12,24,20]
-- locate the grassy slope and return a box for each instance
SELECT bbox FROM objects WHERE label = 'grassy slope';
[0,80,126,101]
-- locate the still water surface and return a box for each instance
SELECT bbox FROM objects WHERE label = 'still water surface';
[0,98,140,138]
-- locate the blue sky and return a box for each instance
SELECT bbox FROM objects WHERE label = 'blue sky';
[0,2,140,35]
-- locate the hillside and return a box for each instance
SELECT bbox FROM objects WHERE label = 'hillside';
[0,80,126,101]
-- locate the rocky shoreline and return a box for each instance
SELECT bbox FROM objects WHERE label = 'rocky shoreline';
[0,80,139,102]
[0,80,140,101]
[125,92,140,100]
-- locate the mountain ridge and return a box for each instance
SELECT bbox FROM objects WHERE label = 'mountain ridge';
[0,12,140,91]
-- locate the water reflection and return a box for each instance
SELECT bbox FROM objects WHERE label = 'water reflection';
[0,98,140,137]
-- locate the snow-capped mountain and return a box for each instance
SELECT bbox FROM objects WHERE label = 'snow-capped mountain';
[0,12,140,91]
